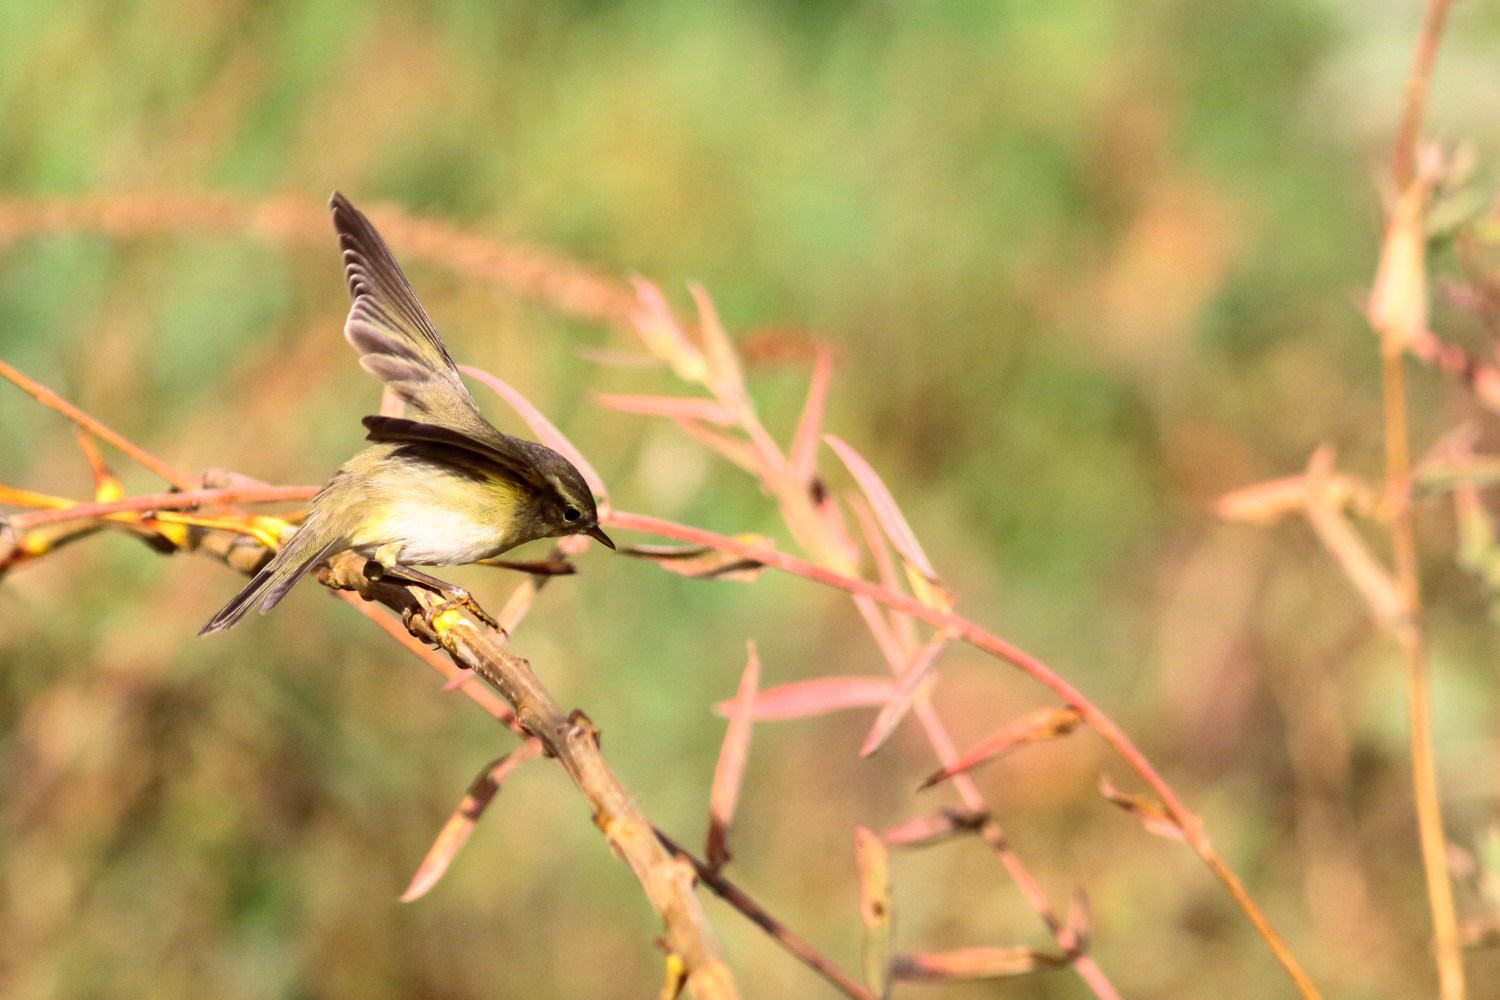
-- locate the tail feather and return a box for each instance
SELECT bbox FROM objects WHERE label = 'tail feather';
[199,526,342,636]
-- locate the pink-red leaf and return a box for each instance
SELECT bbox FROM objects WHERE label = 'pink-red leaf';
[860,631,950,757]
[629,277,708,382]
[689,283,746,402]
[594,392,735,425]
[672,418,765,476]
[790,344,834,486]
[706,643,759,872]
[848,495,918,653]
[462,366,608,501]
[1098,774,1185,842]
[713,676,894,721]
[880,808,989,849]
[919,706,1083,789]
[826,435,937,579]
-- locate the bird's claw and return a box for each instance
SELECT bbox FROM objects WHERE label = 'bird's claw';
[421,587,501,632]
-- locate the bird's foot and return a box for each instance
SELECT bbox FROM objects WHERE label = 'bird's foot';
[422,586,501,632]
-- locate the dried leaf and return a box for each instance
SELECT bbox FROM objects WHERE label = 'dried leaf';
[891,946,1071,981]
[714,676,895,721]
[789,346,834,487]
[402,747,537,901]
[594,392,734,425]
[621,538,769,583]
[461,366,609,501]
[1098,774,1185,841]
[1216,476,1308,525]
[919,707,1083,788]
[0,484,75,510]
[706,643,759,871]
[1368,175,1429,356]
[860,631,950,757]
[1217,466,1375,526]
[1303,447,1404,629]
[880,808,989,849]
[855,826,893,999]
[827,434,952,612]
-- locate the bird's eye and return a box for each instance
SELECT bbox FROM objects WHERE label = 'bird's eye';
[563,506,581,522]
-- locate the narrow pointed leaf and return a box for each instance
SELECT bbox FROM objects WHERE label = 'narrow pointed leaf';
[1303,447,1403,628]
[689,283,746,401]
[402,747,538,901]
[673,418,765,476]
[462,366,608,500]
[880,808,989,849]
[620,539,768,582]
[714,676,895,720]
[1098,774,1185,841]
[0,484,76,510]
[629,277,708,382]
[861,631,950,757]
[575,346,664,369]
[790,345,834,486]
[594,392,735,425]
[891,947,1071,981]
[706,643,759,871]
[855,826,893,999]
[919,706,1083,788]
[848,495,918,652]
[826,435,937,580]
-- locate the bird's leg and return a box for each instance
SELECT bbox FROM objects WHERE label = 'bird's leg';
[365,544,501,631]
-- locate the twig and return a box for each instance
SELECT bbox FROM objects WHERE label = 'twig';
[321,555,739,1000]
[654,830,877,1000]
[1381,3,1465,997]
[0,357,199,490]
[6,486,319,529]
[0,194,638,331]
[604,509,1320,999]
[1390,0,1455,191]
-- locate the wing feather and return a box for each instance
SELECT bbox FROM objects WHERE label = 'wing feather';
[329,192,490,432]
[362,415,554,489]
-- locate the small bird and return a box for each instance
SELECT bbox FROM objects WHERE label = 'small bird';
[200,192,613,635]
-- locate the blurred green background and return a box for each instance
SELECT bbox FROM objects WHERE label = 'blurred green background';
[3,1,1500,997]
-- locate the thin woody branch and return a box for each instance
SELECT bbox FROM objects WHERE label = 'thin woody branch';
[319,553,739,1000]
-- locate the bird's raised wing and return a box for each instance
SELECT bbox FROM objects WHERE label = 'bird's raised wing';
[330,192,491,436]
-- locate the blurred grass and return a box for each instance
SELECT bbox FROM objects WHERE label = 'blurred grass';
[3,1,1500,998]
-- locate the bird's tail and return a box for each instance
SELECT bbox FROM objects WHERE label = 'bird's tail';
[199,522,342,635]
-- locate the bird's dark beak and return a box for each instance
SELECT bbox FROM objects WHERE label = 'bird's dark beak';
[588,525,616,550]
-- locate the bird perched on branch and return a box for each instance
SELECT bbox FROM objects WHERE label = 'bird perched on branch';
[201,192,612,635]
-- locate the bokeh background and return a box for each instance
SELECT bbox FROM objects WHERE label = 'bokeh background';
[3,2,1500,997]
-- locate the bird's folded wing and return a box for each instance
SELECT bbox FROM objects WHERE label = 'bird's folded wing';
[362,415,550,489]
